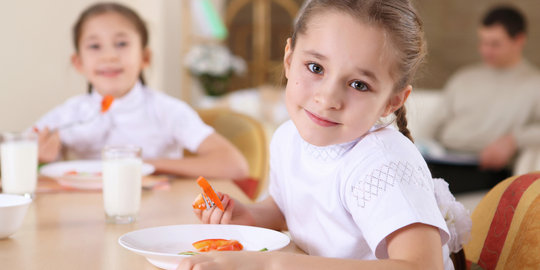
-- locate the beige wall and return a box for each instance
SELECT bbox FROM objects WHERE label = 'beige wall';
[3,0,539,132]
[415,0,540,89]
[0,0,184,132]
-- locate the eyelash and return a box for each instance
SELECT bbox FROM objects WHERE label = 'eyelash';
[86,41,128,50]
[305,62,371,92]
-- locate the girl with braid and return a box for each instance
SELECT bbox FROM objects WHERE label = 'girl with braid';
[180,0,470,269]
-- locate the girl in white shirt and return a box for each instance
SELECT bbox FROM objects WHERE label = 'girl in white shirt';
[35,3,248,180]
[181,0,470,269]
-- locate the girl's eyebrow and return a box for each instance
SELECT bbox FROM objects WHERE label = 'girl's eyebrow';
[356,67,379,84]
[302,50,327,61]
[303,50,379,83]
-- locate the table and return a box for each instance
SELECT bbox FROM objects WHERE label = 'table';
[0,178,301,269]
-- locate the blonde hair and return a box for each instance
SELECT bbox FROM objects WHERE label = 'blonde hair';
[291,0,427,141]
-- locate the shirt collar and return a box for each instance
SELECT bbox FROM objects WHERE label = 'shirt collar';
[90,81,145,111]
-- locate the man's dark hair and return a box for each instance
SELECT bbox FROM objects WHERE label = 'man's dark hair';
[482,6,526,38]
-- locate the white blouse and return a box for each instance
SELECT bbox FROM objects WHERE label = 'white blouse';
[269,121,453,269]
[34,82,213,160]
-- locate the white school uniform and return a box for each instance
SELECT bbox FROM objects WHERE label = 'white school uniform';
[34,82,213,160]
[269,121,453,269]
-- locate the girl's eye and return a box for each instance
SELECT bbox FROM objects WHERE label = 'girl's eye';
[307,63,324,75]
[350,80,369,91]
[116,41,128,48]
[88,44,100,50]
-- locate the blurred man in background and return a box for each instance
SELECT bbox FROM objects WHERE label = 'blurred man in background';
[428,5,540,193]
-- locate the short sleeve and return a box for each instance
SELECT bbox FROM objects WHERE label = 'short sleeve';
[343,159,450,258]
[268,122,289,212]
[165,98,214,153]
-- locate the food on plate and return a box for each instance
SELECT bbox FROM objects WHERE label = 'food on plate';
[192,239,243,252]
[192,176,223,211]
[178,239,244,255]
[63,170,101,177]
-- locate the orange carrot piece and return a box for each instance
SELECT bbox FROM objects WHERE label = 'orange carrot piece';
[192,194,207,210]
[101,95,114,113]
[196,176,224,211]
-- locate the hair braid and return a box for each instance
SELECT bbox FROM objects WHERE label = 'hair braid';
[394,106,413,142]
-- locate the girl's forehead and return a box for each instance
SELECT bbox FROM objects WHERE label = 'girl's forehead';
[297,11,397,85]
[80,12,139,37]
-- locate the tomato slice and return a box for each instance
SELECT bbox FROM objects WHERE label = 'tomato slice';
[192,194,207,210]
[192,239,243,252]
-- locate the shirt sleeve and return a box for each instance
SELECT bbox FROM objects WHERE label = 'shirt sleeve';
[268,122,289,213]
[167,99,214,153]
[343,158,450,259]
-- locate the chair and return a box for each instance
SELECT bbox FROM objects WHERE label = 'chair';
[197,108,269,200]
[463,172,540,270]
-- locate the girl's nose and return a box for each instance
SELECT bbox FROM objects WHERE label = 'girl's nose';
[313,80,343,110]
[101,46,119,61]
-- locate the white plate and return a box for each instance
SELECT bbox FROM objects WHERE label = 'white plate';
[118,224,291,270]
[39,160,155,189]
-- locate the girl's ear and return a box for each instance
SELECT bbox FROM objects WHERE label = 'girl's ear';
[71,53,84,74]
[382,85,412,117]
[141,47,151,68]
[283,38,293,79]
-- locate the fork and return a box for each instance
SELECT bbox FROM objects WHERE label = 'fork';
[51,95,115,132]
[197,176,224,211]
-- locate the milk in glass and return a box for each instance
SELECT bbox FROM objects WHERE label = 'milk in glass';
[102,146,142,224]
[1,132,38,197]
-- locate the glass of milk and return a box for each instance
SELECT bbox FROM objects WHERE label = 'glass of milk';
[1,132,38,198]
[102,145,142,224]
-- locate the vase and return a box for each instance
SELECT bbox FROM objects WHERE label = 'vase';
[198,73,232,96]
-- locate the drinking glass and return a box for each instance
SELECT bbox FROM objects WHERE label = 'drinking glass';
[102,145,142,224]
[1,132,38,198]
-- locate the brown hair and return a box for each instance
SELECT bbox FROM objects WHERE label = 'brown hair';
[291,0,426,142]
[72,2,149,92]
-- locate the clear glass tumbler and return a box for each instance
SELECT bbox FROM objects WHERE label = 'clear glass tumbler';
[102,145,142,224]
[1,132,38,198]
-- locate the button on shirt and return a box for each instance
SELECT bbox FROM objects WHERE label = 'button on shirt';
[34,82,213,160]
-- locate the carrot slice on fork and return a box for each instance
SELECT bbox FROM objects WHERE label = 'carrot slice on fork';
[196,176,224,211]
[101,95,115,113]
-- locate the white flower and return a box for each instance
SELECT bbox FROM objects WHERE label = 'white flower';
[433,178,472,253]
[184,44,246,77]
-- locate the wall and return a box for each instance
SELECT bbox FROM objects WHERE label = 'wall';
[2,0,540,132]
[415,0,540,89]
[0,0,183,132]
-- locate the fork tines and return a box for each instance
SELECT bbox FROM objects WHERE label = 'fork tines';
[202,193,215,209]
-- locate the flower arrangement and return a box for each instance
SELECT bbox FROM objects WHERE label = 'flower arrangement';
[184,44,246,96]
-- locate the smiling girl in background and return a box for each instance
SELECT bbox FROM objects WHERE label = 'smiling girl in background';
[180,0,470,269]
[34,2,248,179]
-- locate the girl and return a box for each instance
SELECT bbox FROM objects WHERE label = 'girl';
[180,0,470,269]
[34,3,248,179]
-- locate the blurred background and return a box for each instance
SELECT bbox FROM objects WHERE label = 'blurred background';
[1,0,540,132]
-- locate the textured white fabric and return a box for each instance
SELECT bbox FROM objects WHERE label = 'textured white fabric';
[269,120,453,269]
[34,82,213,160]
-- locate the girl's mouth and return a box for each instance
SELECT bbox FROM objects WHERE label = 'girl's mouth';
[97,69,123,77]
[304,109,340,127]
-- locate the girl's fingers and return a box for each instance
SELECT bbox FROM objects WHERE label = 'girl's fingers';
[199,194,232,224]
[209,195,231,224]
[200,206,214,224]
[221,198,234,224]
[193,208,203,220]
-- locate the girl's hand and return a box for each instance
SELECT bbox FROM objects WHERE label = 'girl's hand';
[194,192,256,226]
[177,251,267,270]
[36,127,61,163]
